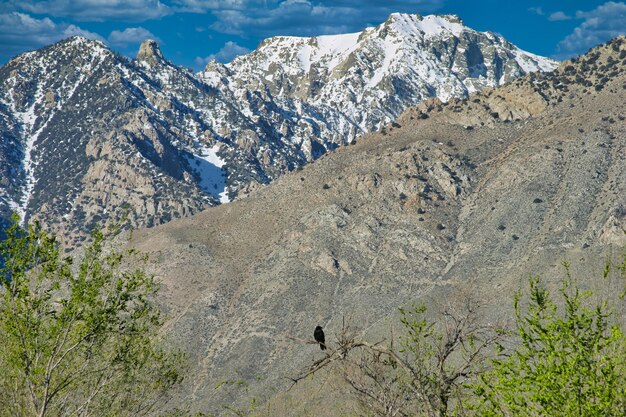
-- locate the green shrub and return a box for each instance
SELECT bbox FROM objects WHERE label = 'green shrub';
[470,273,626,417]
[0,214,184,417]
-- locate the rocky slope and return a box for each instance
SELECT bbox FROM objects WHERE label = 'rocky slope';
[0,38,225,246]
[126,37,625,414]
[0,13,556,244]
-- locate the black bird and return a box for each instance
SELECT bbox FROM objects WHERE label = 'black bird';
[314,326,326,350]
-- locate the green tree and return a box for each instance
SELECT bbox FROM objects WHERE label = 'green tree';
[0,215,184,417]
[470,274,626,417]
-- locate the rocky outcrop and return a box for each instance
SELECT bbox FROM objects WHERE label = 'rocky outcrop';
[135,39,165,66]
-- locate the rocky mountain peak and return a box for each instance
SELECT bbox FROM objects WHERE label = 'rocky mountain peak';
[135,39,165,66]
[53,36,109,57]
[16,36,112,67]
[383,13,465,37]
[60,35,103,48]
[0,14,560,244]
[217,12,557,137]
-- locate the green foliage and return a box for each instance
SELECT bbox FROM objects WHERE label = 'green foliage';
[398,304,444,415]
[397,301,493,417]
[470,274,626,417]
[0,214,184,417]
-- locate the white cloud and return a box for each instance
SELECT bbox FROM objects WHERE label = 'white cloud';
[209,1,357,37]
[557,1,626,57]
[173,0,257,13]
[528,6,544,16]
[195,40,250,67]
[13,0,171,22]
[108,27,160,47]
[185,0,444,37]
[548,11,572,21]
[0,12,104,59]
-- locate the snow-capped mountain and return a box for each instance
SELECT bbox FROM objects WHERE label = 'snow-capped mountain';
[129,37,626,413]
[0,38,229,245]
[204,13,556,134]
[0,13,558,242]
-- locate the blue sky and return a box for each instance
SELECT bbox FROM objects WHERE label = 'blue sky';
[0,1,624,70]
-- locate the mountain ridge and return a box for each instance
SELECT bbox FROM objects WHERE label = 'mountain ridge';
[0,13,558,245]
[125,36,625,414]
[205,13,556,132]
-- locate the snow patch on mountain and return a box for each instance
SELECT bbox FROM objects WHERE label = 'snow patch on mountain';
[514,48,558,73]
[315,32,362,70]
[389,13,464,38]
[17,118,46,222]
[189,144,229,203]
[11,83,46,222]
[297,44,312,72]
[365,36,402,89]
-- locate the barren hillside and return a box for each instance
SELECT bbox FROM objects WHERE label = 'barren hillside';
[129,37,626,414]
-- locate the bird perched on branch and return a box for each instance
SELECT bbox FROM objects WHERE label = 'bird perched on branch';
[314,326,326,350]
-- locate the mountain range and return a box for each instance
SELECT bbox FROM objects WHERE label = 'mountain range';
[3,11,625,414]
[127,37,625,414]
[0,13,557,245]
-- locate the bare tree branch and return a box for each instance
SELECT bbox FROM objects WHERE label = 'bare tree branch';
[289,294,503,417]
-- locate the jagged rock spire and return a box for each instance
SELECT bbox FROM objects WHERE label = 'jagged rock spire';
[136,39,165,66]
